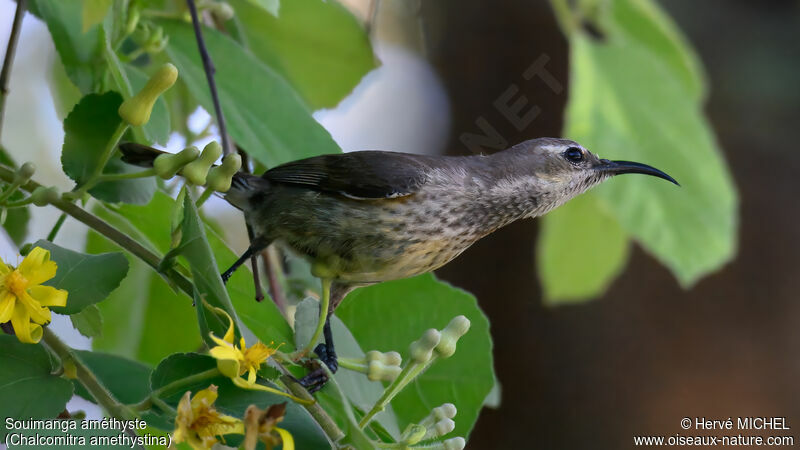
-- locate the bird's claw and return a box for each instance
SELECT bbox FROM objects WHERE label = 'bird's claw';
[297,343,338,393]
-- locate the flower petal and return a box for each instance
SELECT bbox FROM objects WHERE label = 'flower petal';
[0,262,11,276]
[276,427,295,450]
[18,247,57,285]
[28,285,68,307]
[10,306,41,344]
[17,291,51,324]
[0,292,15,323]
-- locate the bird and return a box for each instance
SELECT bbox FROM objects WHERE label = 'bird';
[120,137,677,390]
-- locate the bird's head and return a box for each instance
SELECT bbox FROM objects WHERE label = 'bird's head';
[493,138,678,216]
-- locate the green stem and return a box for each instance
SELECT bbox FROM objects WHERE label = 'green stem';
[76,122,129,195]
[104,34,133,99]
[0,178,22,204]
[150,395,176,414]
[195,187,214,207]
[2,196,32,208]
[359,357,438,429]
[132,367,220,411]
[338,358,368,373]
[46,213,68,242]
[97,168,156,182]
[321,365,376,446]
[294,278,331,359]
[0,0,26,141]
[42,328,137,420]
[280,373,345,443]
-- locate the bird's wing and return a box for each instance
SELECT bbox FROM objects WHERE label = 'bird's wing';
[262,151,433,199]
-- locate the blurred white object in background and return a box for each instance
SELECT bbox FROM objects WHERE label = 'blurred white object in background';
[315,41,451,155]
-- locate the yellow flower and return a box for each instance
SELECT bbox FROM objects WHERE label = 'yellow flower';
[243,403,295,450]
[173,385,244,450]
[206,307,313,405]
[0,247,68,343]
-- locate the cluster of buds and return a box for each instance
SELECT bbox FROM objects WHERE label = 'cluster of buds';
[131,22,169,56]
[359,315,472,437]
[153,141,241,193]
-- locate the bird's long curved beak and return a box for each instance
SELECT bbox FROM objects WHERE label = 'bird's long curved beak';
[597,159,679,186]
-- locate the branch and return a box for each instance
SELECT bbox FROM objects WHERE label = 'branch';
[0,0,27,139]
[185,0,232,156]
[0,163,194,295]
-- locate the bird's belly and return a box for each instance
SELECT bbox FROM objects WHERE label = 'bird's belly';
[274,202,483,283]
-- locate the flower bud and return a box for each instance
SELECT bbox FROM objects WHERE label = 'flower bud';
[410,329,441,364]
[365,350,402,366]
[423,418,454,440]
[62,359,78,379]
[30,186,61,206]
[206,153,242,192]
[210,2,235,21]
[14,162,36,184]
[153,146,200,179]
[434,315,470,358]
[118,63,178,126]
[443,437,466,450]
[19,243,33,256]
[182,141,222,185]
[434,403,457,420]
[367,360,402,382]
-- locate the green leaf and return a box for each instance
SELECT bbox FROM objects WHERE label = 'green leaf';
[82,0,112,33]
[0,148,30,246]
[538,193,630,303]
[562,4,738,286]
[70,304,104,338]
[61,92,157,204]
[610,0,705,99]
[86,191,293,362]
[30,0,106,93]
[150,353,330,448]
[159,19,341,168]
[33,239,128,315]
[72,350,152,404]
[230,0,377,109]
[86,199,202,366]
[126,65,171,145]
[62,92,123,186]
[336,274,495,440]
[175,191,238,343]
[245,0,279,16]
[0,336,74,440]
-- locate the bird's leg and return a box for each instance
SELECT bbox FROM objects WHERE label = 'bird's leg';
[297,278,340,392]
[313,315,338,373]
[221,240,268,284]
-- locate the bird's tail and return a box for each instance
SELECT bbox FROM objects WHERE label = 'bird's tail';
[119,142,167,167]
[117,142,269,211]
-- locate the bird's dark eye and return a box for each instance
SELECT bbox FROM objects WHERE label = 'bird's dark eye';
[564,147,584,163]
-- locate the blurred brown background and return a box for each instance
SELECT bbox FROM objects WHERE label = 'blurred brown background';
[421,0,800,448]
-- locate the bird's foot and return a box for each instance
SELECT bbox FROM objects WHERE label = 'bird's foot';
[297,343,338,393]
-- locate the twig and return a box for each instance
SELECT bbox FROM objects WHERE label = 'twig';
[0,0,27,140]
[280,374,345,443]
[246,224,265,302]
[46,213,67,242]
[185,0,231,156]
[261,248,287,311]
